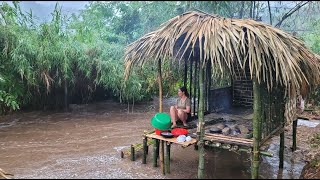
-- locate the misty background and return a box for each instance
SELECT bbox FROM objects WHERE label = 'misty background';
[2,1,89,23]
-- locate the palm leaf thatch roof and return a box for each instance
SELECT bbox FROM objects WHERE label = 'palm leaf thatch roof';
[124,11,320,95]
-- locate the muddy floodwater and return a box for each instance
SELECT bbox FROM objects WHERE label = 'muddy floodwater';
[0,98,307,179]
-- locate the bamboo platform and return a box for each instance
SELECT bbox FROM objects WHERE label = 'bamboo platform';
[203,133,253,147]
[146,133,197,147]
[141,132,198,175]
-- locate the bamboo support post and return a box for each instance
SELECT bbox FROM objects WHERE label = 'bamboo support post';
[252,78,261,179]
[184,57,188,87]
[279,131,285,169]
[189,59,193,115]
[142,137,147,164]
[165,142,171,174]
[279,88,285,169]
[197,64,205,179]
[160,140,165,174]
[158,59,163,112]
[194,144,198,150]
[153,139,159,167]
[292,119,297,151]
[193,59,198,115]
[146,145,149,155]
[130,144,135,161]
[156,139,160,159]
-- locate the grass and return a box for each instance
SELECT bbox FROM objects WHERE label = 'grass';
[310,133,320,149]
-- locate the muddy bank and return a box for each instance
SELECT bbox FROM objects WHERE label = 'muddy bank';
[0,98,317,179]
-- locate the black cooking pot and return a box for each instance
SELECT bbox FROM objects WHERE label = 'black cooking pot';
[161,132,174,138]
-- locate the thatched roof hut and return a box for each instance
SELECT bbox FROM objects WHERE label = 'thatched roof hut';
[124,11,320,179]
[124,11,320,95]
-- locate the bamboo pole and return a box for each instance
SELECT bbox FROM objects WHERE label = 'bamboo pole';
[260,83,264,140]
[165,142,171,174]
[158,59,163,112]
[130,144,135,161]
[184,57,188,88]
[268,87,272,135]
[279,88,285,169]
[207,61,212,112]
[156,139,160,159]
[204,62,208,112]
[153,139,159,167]
[260,125,283,146]
[252,78,261,179]
[146,142,149,155]
[279,130,284,169]
[142,137,147,164]
[292,119,297,151]
[197,63,205,179]
[206,62,210,113]
[190,58,193,115]
[160,140,165,174]
[194,59,198,115]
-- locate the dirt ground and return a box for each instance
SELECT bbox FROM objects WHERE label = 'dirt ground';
[292,112,320,179]
[0,98,319,179]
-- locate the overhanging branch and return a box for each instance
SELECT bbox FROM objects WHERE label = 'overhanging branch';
[275,1,310,28]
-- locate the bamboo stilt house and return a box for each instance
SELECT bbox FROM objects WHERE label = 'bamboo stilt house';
[124,11,320,179]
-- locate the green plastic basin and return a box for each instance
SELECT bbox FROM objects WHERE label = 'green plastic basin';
[150,112,171,130]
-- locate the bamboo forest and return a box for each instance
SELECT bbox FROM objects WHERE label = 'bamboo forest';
[1,1,320,179]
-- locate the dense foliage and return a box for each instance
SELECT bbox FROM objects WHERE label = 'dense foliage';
[0,1,319,114]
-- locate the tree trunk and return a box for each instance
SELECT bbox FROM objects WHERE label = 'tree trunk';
[132,96,134,113]
[268,1,272,25]
[64,78,68,112]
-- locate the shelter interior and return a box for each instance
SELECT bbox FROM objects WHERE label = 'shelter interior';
[177,39,286,148]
